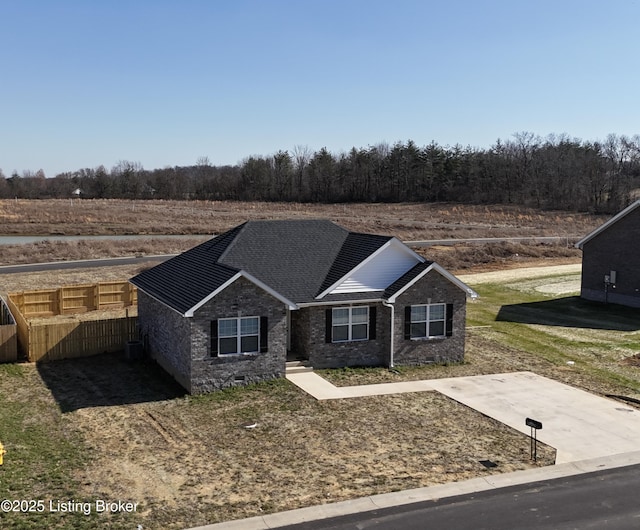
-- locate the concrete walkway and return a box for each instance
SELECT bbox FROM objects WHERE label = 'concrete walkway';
[285,371,437,399]
[286,370,640,464]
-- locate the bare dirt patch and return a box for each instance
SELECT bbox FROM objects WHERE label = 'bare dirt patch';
[30,353,554,529]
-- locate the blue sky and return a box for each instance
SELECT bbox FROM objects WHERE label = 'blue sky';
[2,0,640,177]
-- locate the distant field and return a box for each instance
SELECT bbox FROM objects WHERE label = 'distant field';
[0,199,602,268]
[0,198,605,237]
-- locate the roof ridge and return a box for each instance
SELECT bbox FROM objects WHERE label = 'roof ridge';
[216,221,248,263]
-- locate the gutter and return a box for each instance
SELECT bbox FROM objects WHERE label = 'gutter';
[382,300,395,368]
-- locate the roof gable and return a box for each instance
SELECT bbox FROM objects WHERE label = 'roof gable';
[316,232,393,296]
[185,271,297,317]
[318,238,423,297]
[385,262,479,301]
[576,200,640,249]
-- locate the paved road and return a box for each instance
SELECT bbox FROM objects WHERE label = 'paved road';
[278,464,640,530]
[0,254,174,274]
[0,236,576,275]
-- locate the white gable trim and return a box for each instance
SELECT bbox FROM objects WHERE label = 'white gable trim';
[575,200,640,249]
[185,271,297,317]
[386,263,479,303]
[316,238,424,299]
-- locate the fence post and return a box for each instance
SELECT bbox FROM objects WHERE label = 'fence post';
[56,288,64,316]
[94,284,100,311]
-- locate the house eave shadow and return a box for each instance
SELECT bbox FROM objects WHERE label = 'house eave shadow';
[37,352,186,413]
[496,296,640,331]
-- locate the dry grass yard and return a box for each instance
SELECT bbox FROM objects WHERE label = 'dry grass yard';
[2,338,556,530]
[1,200,631,530]
[4,263,640,530]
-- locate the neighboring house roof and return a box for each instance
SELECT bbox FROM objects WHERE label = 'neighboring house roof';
[575,200,640,249]
[130,219,477,315]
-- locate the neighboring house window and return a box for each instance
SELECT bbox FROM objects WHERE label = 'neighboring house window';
[405,304,453,339]
[326,306,377,343]
[211,316,268,355]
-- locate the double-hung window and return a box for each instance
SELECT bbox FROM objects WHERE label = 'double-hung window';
[332,306,369,342]
[217,316,260,354]
[410,304,446,339]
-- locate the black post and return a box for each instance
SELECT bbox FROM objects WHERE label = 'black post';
[525,418,542,463]
[530,426,537,462]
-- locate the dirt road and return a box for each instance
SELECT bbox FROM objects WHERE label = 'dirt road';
[459,263,581,284]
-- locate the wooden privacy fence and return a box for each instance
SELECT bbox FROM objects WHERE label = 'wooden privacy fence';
[7,282,139,363]
[23,316,138,362]
[9,281,137,317]
[0,297,17,363]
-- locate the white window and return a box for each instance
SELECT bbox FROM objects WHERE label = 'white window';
[332,306,369,342]
[218,316,260,354]
[410,304,446,338]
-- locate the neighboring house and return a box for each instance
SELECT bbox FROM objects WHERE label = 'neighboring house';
[576,200,640,307]
[130,220,478,393]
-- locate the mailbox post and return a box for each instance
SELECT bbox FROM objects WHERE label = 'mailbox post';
[526,418,543,462]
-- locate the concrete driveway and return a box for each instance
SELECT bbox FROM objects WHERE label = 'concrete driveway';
[426,372,640,464]
[287,370,640,464]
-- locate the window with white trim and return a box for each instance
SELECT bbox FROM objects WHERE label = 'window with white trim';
[218,316,260,354]
[332,306,369,342]
[410,304,446,338]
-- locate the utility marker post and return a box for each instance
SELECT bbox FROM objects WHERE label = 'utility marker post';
[525,418,543,462]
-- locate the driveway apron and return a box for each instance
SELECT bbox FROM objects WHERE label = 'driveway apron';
[428,372,640,464]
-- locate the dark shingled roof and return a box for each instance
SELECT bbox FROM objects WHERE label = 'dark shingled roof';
[219,219,350,302]
[131,224,244,314]
[131,220,400,314]
[383,261,433,299]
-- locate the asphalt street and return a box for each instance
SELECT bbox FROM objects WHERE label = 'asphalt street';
[0,236,574,275]
[279,464,640,530]
[0,254,173,274]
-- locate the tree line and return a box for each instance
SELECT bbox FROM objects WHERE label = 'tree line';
[2,132,639,213]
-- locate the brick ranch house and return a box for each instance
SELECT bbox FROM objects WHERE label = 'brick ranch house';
[130,220,478,393]
[576,199,640,307]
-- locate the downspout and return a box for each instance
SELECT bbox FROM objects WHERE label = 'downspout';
[382,300,395,368]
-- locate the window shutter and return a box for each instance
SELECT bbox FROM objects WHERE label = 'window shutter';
[260,316,268,352]
[211,320,218,356]
[404,306,411,339]
[446,304,454,337]
[369,306,376,340]
[325,308,333,343]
